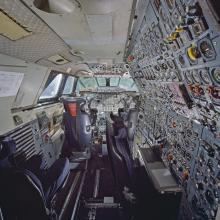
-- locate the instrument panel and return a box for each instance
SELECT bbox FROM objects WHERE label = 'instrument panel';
[128,0,220,219]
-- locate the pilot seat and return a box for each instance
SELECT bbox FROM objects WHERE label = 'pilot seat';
[62,97,92,162]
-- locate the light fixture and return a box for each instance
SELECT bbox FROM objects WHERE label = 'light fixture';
[47,54,69,65]
[0,9,32,41]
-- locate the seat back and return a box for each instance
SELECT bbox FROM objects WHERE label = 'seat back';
[0,137,71,220]
[115,129,133,180]
[106,122,130,192]
[62,97,92,152]
[0,168,49,220]
[0,137,49,220]
[126,108,138,141]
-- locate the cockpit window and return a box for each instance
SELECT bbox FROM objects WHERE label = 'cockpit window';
[79,77,98,88]
[110,77,120,86]
[39,73,63,101]
[96,77,106,86]
[62,76,75,95]
[75,76,138,92]
[119,77,135,89]
[75,80,85,92]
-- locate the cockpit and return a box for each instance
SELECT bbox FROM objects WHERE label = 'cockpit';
[1,0,220,220]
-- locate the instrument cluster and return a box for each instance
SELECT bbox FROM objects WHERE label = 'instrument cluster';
[129,0,220,219]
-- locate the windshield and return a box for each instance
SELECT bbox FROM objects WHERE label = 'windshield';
[75,76,138,92]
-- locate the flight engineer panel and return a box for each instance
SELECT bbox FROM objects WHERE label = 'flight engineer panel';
[127,0,220,219]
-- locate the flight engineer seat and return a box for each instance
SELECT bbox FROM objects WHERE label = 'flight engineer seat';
[62,97,92,158]
[0,137,70,220]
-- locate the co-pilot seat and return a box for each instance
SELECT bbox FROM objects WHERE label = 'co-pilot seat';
[62,97,92,161]
[0,137,70,220]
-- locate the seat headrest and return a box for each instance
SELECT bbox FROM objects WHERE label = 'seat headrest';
[62,97,86,116]
[0,137,16,168]
[0,137,16,159]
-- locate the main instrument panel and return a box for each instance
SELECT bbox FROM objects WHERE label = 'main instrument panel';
[128,0,220,219]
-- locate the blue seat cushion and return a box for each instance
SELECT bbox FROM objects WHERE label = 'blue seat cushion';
[0,137,16,168]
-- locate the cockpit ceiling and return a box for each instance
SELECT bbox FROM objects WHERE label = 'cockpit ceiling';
[26,0,134,64]
[0,0,83,72]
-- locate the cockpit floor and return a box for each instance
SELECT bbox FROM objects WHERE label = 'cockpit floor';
[56,150,181,220]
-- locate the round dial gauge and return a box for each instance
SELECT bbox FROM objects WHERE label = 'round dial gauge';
[166,0,175,10]
[199,69,211,84]
[192,70,200,83]
[200,40,215,59]
[212,68,220,84]
[184,71,193,83]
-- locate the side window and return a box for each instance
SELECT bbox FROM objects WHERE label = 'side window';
[39,73,63,101]
[63,76,75,95]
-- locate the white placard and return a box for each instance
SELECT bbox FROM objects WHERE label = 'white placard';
[0,71,24,97]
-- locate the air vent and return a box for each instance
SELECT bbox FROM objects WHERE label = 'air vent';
[4,122,46,167]
[47,54,69,65]
[0,9,32,41]
[11,124,36,160]
[70,49,85,56]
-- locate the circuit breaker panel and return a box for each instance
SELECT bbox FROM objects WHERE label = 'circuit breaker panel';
[127,1,220,219]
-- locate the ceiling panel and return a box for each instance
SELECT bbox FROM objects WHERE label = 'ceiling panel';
[86,14,112,44]
[0,0,79,71]
[25,0,133,63]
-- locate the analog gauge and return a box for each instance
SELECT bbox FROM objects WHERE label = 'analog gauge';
[199,69,211,84]
[159,7,167,22]
[192,70,200,83]
[152,73,156,80]
[167,60,175,69]
[186,5,198,16]
[187,46,201,62]
[172,11,179,20]
[184,71,193,83]
[199,39,215,59]
[160,43,167,52]
[161,63,168,70]
[211,68,220,85]
[166,0,175,10]
[171,71,178,80]
[154,65,160,72]
[178,54,185,66]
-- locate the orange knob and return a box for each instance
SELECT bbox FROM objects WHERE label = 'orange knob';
[182,170,189,181]
[167,154,174,161]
